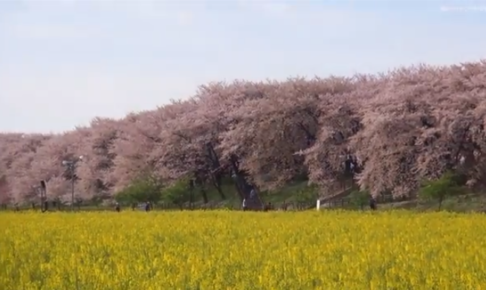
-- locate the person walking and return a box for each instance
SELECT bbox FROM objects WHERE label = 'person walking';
[369,196,377,211]
[250,188,256,199]
[242,198,247,211]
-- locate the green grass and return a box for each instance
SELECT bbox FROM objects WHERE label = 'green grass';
[187,180,315,209]
[375,193,486,212]
[6,177,486,213]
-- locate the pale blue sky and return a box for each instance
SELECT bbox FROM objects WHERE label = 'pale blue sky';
[0,0,485,133]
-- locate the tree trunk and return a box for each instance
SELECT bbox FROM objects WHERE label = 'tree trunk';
[228,154,264,209]
[194,172,209,204]
[205,143,226,200]
[230,154,252,200]
[230,173,245,201]
[189,187,194,209]
[200,187,209,204]
[297,122,316,146]
[211,174,226,200]
[215,184,226,200]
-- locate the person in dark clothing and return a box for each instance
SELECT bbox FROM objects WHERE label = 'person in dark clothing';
[42,201,48,212]
[145,201,151,212]
[369,196,377,211]
[115,202,121,212]
[264,202,272,212]
[281,202,288,211]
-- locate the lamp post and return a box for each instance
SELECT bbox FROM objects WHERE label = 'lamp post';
[62,156,83,211]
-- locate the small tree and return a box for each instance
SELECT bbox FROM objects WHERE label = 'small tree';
[115,175,164,204]
[295,184,319,204]
[418,171,464,210]
[349,189,369,210]
[89,193,109,207]
[162,177,191,210]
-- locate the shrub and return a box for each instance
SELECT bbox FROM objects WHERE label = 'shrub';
[294,184,319,204]
[115,175,164,204]
[161,177,192,209]
[418,171,466,210]
[349,190,370,210]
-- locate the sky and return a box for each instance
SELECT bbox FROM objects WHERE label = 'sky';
[0,0,485,133]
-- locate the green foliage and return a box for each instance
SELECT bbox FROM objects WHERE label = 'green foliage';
[89,194,107,207]
[115,175,164,204]
[294,184,319,203]
[349,189,370,209]
[161,177,191,208]
[419,171,465,210]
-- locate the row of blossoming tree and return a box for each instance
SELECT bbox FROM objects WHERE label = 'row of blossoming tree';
[1,60,486,205]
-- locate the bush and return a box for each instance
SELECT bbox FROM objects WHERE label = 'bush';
[161,177,192,209]
[294,184,319,203]
[349,190,370,210]
[115,175,164,204]
[418,171,465,210]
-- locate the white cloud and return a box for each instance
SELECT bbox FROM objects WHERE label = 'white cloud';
[1,0,485,134]
[258,2,292,16]
[176,11,193,26]
[0,67,210,133]
[5,23,101,40]
[1,0,199,39]
[237,0,292,16]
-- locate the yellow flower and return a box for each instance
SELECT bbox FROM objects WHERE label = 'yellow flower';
[1,210,486,289]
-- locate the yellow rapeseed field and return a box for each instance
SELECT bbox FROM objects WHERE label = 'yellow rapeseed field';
[1,210,486,290]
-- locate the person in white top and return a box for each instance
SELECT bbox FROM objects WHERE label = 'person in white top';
[250,189,256,198]
[242,198,247,211]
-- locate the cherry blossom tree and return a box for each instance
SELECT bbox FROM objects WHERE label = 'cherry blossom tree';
[0,134,51,203]
[28,130,87,200]
[218,78,355,192]
[2,60,486,204]
[75,117,120,200]
[110,111,169,193]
